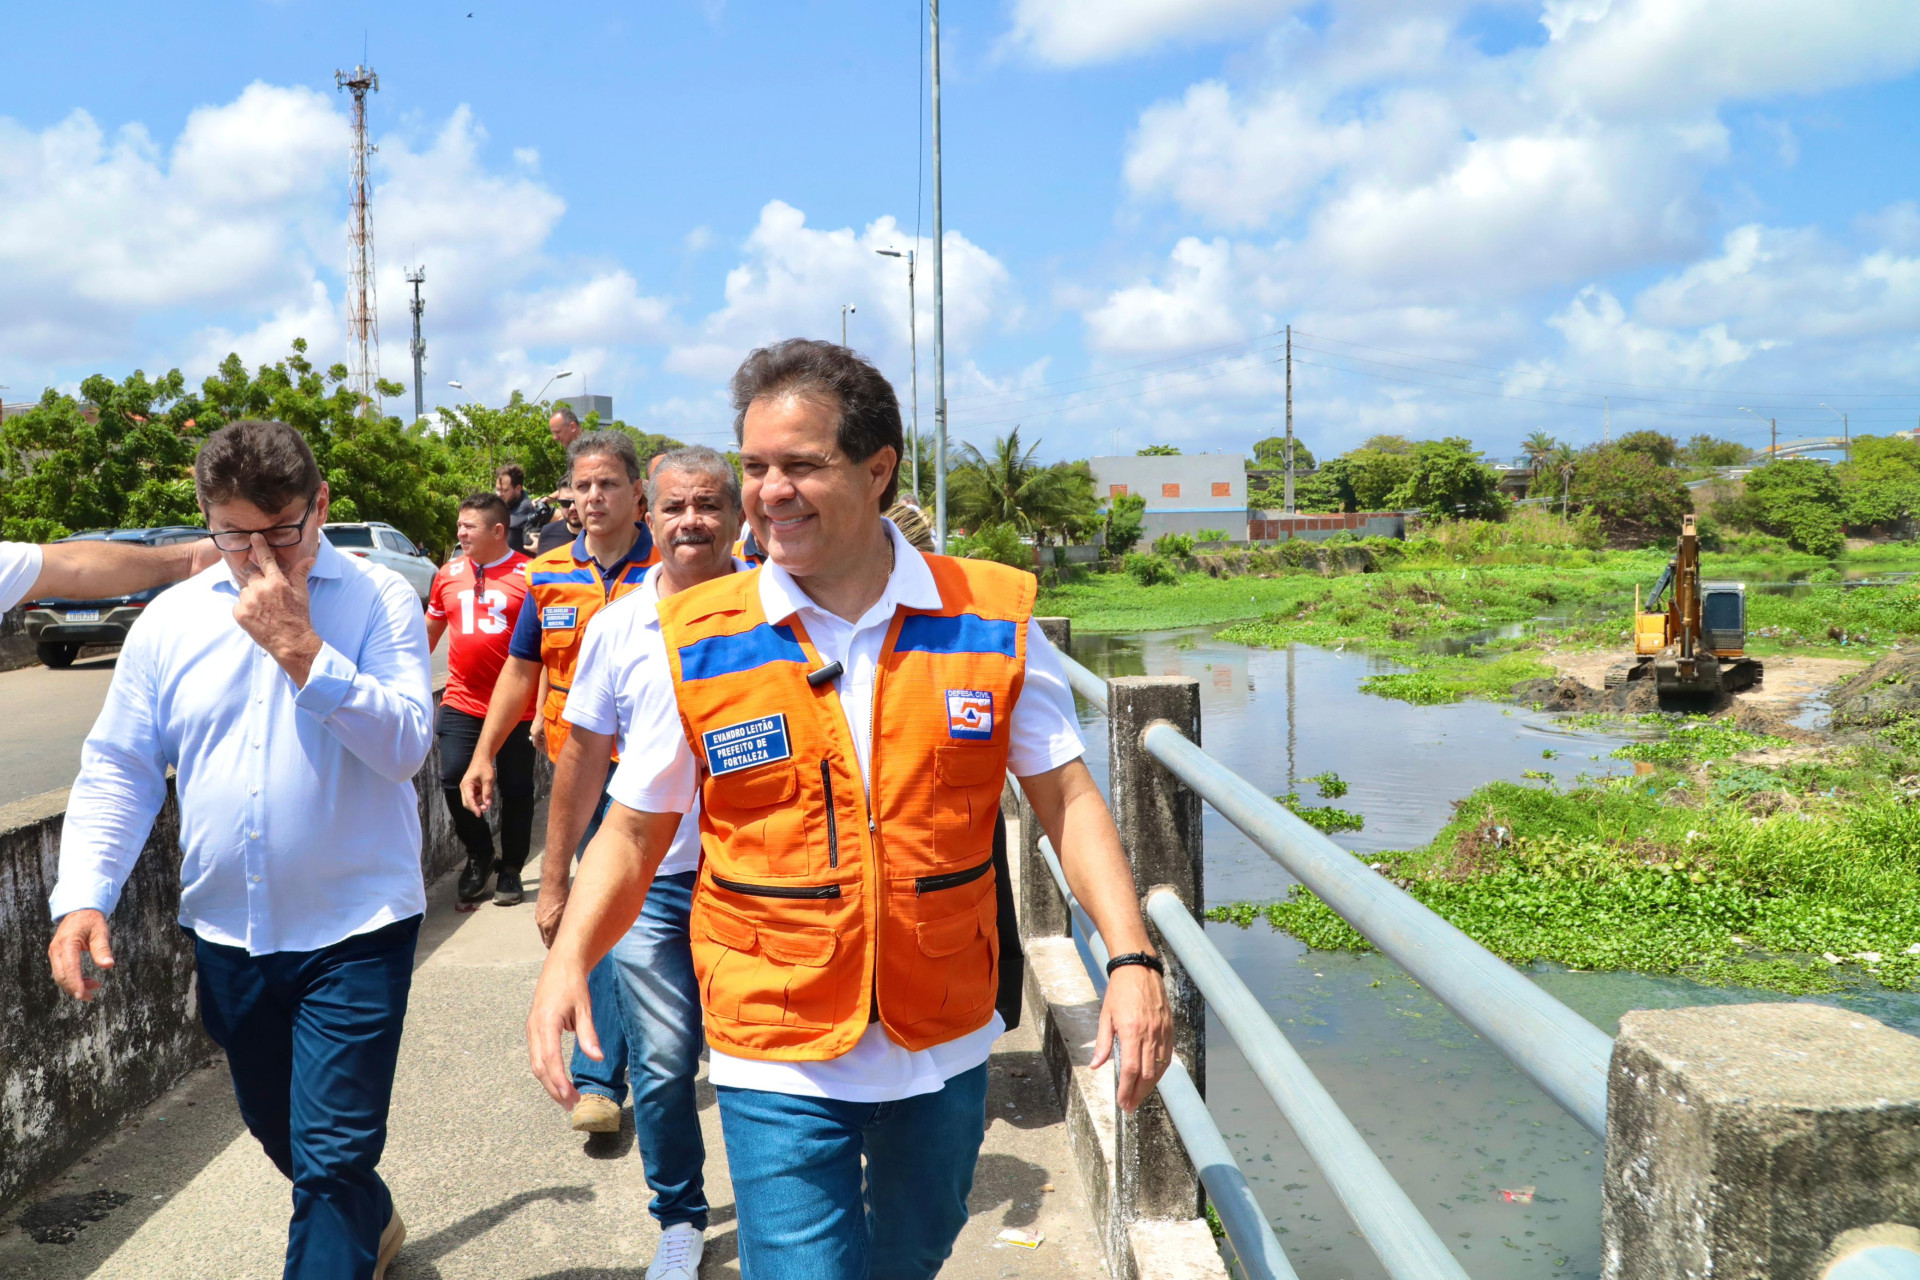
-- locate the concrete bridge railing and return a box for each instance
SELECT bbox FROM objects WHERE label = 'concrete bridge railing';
[1016,617,1920,1280]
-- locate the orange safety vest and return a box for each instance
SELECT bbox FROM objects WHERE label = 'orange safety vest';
[658,554,1034,1061]
[731,527,768,567]
[525,531,659,761]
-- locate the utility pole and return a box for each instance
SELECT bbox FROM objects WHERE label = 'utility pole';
[336,64,381,416]
[876,248,918,495]
[930,0,948,552]
[1283,324,1295,515]
[405,265,426,423]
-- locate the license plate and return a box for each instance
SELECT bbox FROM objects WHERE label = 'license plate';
[64,610,100,622]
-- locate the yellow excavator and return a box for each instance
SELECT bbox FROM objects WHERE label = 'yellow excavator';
[1605,514,1763,699]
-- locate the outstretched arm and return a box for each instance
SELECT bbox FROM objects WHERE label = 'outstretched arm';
[32,537,217,603]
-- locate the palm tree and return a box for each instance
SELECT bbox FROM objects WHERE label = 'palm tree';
[1548,442,1578,518]
[949,427,1089,541]
[1523,430,1557,479]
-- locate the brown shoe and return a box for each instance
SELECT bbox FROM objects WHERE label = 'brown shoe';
[373,1207,405,1280]
[570,1093,622,1133]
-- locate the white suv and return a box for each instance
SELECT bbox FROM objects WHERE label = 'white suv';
[322,522,436,600]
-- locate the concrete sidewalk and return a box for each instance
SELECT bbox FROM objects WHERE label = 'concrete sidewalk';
[0,854,1107,1279]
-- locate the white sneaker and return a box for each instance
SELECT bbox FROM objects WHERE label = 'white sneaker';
[647,1222,705,1280]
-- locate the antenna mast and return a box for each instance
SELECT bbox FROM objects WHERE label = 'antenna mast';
[336,64,382,414]
[405,265,426,423]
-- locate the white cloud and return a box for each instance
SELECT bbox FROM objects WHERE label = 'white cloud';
[1004,0,1302,66]
[1085,237,1243,353]
[500,272,674,348]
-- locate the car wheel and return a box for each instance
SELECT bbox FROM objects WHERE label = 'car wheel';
[37,642,80,669]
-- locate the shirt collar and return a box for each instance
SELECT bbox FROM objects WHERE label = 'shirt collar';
[640,555,751,621]
[216,534,345,595]
[758,518,936,627]
[571,523,655,576]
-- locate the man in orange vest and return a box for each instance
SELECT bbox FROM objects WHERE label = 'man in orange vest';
[526,340,1172,1279]
[463,430,658,1132]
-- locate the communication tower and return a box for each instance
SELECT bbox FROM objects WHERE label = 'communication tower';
[405,265,426,422]
[336,64,382,413]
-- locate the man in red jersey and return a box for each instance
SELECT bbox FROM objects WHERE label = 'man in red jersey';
[427,493,536,909]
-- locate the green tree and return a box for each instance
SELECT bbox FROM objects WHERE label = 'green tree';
[1734,459,1846,556]
[1136,443,1181,456]
[1360,433,1413,455]
[1385,437,1506,520]
[1614,430,1680,468]
[1288,468,1349,513]
[1336,448,1414,511]
[1249,435,1316,472]
[1521,430,1557,478]
[951,523,1032,570]
[949,428,1094,541]
[1566,444,1692,546]
[0,370,206,541]
[1104,491,1147,556]
[1679,434,1748,468]
[1837,435,1920,529]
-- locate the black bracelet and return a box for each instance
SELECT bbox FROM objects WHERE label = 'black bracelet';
[1105,951,1164,977]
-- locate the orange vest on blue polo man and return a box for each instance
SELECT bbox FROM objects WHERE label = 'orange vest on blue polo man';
[524,527,659,762]
[656,554,1035,1062]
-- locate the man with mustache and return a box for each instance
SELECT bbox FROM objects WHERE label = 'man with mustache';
[538,445,744,1280]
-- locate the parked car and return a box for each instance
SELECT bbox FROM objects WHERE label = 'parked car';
[23,526,208,668]
[322,522,436,599]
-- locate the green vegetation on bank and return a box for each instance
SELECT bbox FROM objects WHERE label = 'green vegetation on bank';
[1209,725,1920,995]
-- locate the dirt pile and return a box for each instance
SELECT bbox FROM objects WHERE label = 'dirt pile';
[1510,674,1662,714]
[1829,649,1920,729]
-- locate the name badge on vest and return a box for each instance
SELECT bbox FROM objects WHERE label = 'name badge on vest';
[946,689,995,740]
[703,714,793,776]
[541,605,578,630]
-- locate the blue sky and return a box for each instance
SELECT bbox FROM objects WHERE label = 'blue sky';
[7,0,1920,464]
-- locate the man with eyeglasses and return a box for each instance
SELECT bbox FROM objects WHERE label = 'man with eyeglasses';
[534,481,581,555]
[47,419,433,1280]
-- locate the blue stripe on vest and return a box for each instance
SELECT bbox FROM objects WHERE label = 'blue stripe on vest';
[679,622,809,682]
[895,613,1018,658]
[531,568,597,587]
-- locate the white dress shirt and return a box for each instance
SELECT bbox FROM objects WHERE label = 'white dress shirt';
[52,538,436,955]
[561,560,748,878]
[0,541,43,612]
[607,519,1085,1101]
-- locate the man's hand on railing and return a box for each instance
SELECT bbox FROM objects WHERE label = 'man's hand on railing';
[1092,960,1174,1111]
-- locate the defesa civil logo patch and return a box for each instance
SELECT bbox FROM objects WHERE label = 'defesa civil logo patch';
[946,689,995,740]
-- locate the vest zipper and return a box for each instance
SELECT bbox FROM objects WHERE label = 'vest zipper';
[820,759,839,868]
[710,872,841,900]
[915,858,993,895]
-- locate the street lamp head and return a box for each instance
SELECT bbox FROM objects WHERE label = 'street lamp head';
[876,249,902,258]
[447,380,463,389]
[554,370,574,380]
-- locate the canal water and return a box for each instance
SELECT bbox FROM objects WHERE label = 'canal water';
[1066,629,1920,1280]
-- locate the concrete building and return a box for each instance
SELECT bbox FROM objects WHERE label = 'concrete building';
[555,393,612,423]
[1090,454,1246,543]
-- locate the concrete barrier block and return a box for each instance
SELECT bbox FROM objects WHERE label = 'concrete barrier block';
[1603,1002,1920,1279]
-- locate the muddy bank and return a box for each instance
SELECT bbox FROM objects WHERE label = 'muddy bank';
[1513,649,1864,735]
[1831,649,1920,729]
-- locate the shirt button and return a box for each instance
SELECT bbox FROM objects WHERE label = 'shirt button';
[249,786,259,796]
[249,830,260,839]
[251,875,262,884]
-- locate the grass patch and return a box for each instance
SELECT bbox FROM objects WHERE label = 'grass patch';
[1358,650,1555,705]
[1610,723,1788,762]
[1206,738,1920,995]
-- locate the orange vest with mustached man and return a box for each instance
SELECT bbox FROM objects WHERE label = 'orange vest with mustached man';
[524,529,660,761]
[656,554,1033,1060]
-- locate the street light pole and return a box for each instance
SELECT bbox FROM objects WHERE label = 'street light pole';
[877,248,919,496]
[929,0,948,552]
[1820,402,1851,463]
[533,370,574,405]
[842,303,857,348]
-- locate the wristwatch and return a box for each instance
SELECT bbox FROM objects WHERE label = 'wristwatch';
[1105,951,1165,977]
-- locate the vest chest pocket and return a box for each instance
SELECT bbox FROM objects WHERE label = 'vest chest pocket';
[705,764,825,879]
[691,898,840,1030]
[931,745,1005,863]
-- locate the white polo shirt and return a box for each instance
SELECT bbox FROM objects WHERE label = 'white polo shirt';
[607,518,1086,1102]
[561,561,746,879]
[0,542,44,612]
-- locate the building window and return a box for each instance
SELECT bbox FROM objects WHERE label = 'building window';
[1162,483,1181,498]
[1109,484,1128,497]
[1212,481,1231,497]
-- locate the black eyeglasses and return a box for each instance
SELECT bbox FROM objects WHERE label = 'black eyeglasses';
[207,500,317,553]
[556,499,576,509]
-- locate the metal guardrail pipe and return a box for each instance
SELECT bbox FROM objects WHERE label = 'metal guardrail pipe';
[1036,839,1297,1280]
[1147,889,1472,1280]
[1057,647,1110,712]
[1826,1247,1920,1280]
[1138,721,1614,1137]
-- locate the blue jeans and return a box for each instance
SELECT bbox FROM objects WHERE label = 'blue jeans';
[571,784,631,1104]
[608,870,708,1230]
[191,916,420,1280]
[716,1063,990,1280]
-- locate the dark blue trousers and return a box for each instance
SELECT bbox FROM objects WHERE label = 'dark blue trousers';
[192,915,420,1280]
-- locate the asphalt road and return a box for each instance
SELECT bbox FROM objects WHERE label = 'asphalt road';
[1,644,451,809]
